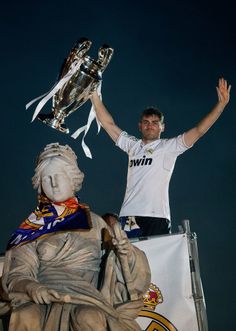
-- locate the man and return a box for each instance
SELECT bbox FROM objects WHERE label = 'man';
[91,78,231,237]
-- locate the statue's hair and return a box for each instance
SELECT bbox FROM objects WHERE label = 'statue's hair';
[32,143,84,193]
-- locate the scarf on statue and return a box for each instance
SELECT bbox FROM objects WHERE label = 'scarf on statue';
[7,195,92,250]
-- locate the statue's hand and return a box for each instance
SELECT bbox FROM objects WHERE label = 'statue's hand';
[26,282,60,304]
[112,230,132,257]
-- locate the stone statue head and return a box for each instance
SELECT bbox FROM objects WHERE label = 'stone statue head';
[32,143,84,202]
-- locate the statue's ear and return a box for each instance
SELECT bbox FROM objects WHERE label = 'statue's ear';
[39,185,43,194]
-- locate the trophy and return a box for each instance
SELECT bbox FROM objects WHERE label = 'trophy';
[28,38,114,134]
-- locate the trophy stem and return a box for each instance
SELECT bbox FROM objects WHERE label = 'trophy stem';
[37,110,69,134]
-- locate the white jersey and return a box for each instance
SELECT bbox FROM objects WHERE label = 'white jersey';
[116,132,191,220]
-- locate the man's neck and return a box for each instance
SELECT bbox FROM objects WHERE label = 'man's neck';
[142,137,161,145]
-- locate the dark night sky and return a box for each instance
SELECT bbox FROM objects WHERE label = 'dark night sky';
[1,1,235,329]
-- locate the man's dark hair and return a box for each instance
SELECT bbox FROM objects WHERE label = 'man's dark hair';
[140,107,164,123]
[102,212,119,221]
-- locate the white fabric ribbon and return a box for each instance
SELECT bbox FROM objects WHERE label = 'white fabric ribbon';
[26,59,83,122]
[71,83,102,158]
[71,107,97,159]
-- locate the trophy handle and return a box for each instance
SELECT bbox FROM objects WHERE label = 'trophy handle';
[58,38,92,80]
[97,45,114,73]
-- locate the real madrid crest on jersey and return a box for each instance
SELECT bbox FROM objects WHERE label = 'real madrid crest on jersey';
[145,148,154,155]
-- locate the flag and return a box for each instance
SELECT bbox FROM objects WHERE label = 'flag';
[134,233,199,331]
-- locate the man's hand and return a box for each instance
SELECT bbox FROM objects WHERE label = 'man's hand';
[184,77,231,146]
[216,78,231,106]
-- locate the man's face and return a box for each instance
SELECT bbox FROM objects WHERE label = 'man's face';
[139,115,164,142]
[41,159,74,202]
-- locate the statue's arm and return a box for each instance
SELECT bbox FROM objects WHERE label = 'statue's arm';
[5,244,60,304]
[112,226,151,296]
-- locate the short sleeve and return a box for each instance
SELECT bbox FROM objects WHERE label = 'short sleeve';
[116,131,139,153]
[162,134,192,155]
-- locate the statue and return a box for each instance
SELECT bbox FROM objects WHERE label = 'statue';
[0,143,151,331]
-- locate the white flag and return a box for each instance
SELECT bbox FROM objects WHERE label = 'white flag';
[134,234,199,331]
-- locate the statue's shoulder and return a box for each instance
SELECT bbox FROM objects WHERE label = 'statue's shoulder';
[90,212,107,228]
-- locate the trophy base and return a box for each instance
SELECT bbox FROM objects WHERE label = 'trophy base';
[37,113,69,134]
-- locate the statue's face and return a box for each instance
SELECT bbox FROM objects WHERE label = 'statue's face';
[41,158,74,202]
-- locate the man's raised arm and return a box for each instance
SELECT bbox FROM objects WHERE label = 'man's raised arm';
[91,91,122,142]
[184,78,231,147]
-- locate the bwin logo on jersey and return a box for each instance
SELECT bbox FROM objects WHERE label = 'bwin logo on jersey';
[129,155,153,167]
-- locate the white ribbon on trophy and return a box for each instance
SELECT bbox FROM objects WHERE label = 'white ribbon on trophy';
[71,83,102,158]
[26,59,84,122]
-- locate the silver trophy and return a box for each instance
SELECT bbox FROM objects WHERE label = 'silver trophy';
[31,38,114,133]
